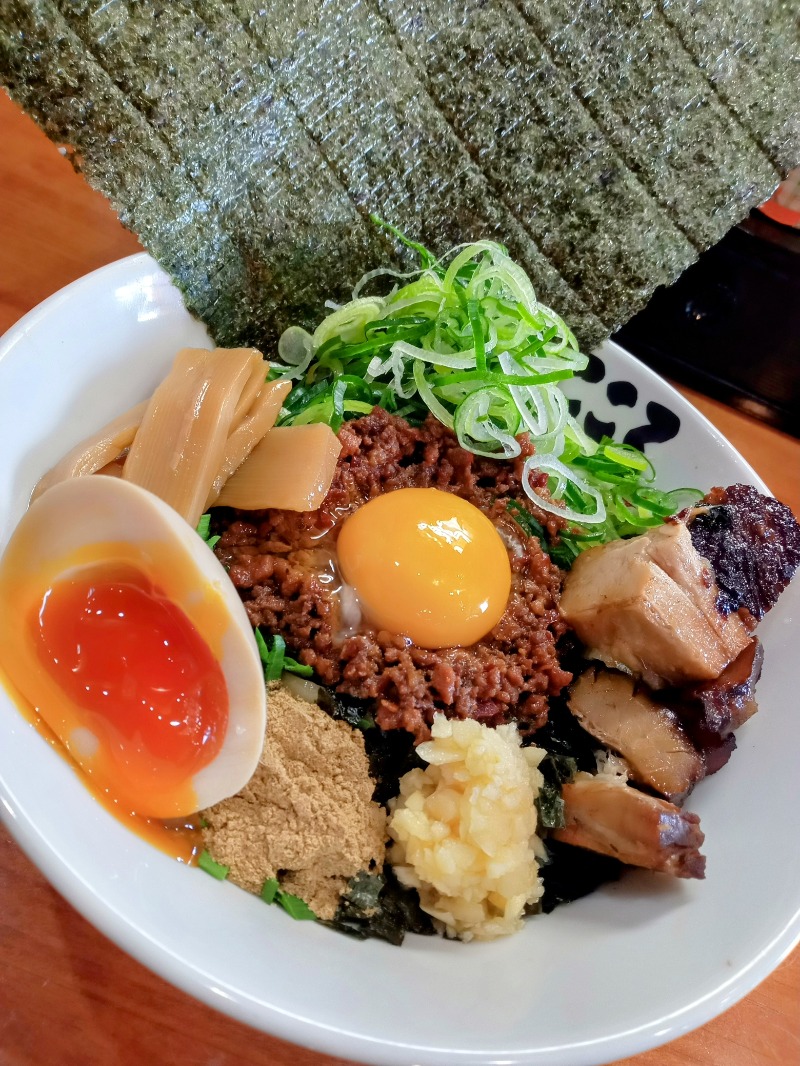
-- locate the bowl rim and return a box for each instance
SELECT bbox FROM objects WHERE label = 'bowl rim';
[1,254,798,1066]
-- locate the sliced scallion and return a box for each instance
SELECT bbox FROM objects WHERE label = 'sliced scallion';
[198,850,229,880]
[260,877,317,920]
[255,629,313,680]
[271,230,700,558]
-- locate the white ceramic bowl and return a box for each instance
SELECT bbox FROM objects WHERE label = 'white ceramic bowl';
[0,254,798,1066]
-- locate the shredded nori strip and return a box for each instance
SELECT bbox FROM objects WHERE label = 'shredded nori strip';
[363,727,425,809]
[326,869,435,945]
[317,687,424,808]
[316,687,375,733]
[528,692,600,774]
[536,752,578,830]
[539,840,623,914]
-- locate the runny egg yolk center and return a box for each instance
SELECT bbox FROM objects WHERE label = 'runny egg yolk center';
[336,488,512,649]
[32,563,228,814]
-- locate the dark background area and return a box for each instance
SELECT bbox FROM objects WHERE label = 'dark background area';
[615,211,800,438]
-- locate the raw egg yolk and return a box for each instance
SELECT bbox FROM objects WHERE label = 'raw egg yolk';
[31,564,228,815]
[336,488,512,648]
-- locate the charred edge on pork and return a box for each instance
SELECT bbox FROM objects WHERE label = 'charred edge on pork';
[681,483,800,620]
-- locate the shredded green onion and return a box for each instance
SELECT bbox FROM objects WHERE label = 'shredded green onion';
[255,628,314,680]
[273,227,701,558]
[195,513,220,550]
[277,892,317,921]
[260,877,279,903]
[198,850,229,880]
[261,878,317,920]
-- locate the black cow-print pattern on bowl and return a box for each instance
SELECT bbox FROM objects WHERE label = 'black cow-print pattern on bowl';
[562,342,682,452]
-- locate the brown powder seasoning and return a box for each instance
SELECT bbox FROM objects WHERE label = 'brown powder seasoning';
[201,683,386,919]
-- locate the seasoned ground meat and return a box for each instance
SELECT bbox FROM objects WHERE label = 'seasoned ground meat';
[214,409,572,741]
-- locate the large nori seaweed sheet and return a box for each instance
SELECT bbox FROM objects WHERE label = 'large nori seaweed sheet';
[660,0,800,173]
[50,0,394,343]
[374,0,696,326]
[0,1,232,323]
[1,0,796,352]
[513,0,780,250]
[228,0,604,341]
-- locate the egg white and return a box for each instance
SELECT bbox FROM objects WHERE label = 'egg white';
[0,476,266,816]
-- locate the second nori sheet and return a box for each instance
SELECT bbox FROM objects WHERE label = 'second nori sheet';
[1,0,796,352]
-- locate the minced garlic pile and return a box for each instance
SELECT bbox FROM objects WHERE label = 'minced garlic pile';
[388,713,546,941]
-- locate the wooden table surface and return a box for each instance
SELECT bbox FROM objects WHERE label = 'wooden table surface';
[0,89,798,1066]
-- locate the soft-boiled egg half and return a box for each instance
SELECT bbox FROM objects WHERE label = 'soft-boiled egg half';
[0,476,266,819]
[336,487,512,648]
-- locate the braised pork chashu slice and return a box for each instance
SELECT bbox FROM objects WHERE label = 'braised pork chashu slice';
[553,773,705,879]
[568,668,704,803]
[559,522,750,687]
